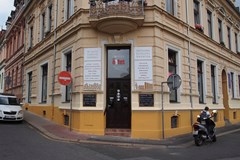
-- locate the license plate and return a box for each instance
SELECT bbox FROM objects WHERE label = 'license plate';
[193,131,198,135]
[5,115,15,118]
[201,121,206,125]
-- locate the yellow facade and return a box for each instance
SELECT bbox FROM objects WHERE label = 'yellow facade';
[21,0,240,140]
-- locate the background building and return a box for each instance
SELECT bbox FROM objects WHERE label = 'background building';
[0,29,6,93]
[4,0,26,102]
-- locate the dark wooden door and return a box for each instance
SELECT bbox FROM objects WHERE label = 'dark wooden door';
[106,47,131,128]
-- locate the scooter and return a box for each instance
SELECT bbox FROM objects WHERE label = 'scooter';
[192,110,217,146]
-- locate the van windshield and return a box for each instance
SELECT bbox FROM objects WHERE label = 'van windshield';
[0,97,19,105]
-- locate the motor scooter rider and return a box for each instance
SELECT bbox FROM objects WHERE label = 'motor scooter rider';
[200,106,214,135]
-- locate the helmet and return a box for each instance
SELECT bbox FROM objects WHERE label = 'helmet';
[204,106,209,111]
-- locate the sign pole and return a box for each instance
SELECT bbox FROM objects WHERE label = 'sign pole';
[161,82,165,139]
[70,82,73,131]
[161,82,169,139]
[58,71,72,131]
[161,74,181,139]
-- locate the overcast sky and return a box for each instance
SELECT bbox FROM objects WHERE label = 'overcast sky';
[0,0,239,30]
[0,0,14,30]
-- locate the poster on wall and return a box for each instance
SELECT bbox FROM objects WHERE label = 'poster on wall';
[134,47,153,90]
[83,48,102,90]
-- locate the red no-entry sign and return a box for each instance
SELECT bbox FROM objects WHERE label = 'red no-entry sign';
[58,71,72,86]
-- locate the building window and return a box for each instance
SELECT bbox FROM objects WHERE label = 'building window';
[15,66,18,86]
[230,72,235,98]
[27,72,32,103]
[41,63,48,103]
[218,19,223,43]
[40,12,45,40]
[171,116,178,128]
[197,60,204,103]
[233,112,237,119]
[0,74,2,90]
[235,33,238,53]
[65,0,74,20]
[227,27,231,50]
[194,0,200,25]
[11,70,14,88]
[29,26,33,48]
[13,36,16,52]
[18,31,21,49]
[168,49,178,102]
[211,65,217,104]
[1,73,4,89]
[166,0,175,16]
[65,52,72,102]
[238,75,240,97]
[207,10,212,39]
[46,5,52,33]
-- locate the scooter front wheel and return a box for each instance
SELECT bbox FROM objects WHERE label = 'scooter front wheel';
[211,134,217,142]
[194,134,204,146]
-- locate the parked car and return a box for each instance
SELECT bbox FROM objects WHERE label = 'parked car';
[0,93,23,122]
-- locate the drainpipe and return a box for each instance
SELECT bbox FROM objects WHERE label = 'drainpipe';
[185,0,193,125]
[51,0,58,119]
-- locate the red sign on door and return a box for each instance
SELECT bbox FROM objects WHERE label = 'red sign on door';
[58,71,72,86]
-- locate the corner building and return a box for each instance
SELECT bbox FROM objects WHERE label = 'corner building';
[23,0,240,140]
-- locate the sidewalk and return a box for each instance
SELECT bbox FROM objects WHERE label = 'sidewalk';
[24,110,240,147]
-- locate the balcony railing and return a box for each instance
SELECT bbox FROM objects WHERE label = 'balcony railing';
[89,0,145,18]
[89,0,145,34]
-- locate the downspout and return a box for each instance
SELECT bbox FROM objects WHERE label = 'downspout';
[185,0,193,125]
[51,0,58,119]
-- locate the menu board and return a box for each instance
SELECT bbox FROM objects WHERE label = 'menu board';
[84,48,102,90]
[134,47,153,90]
[83,94,96,106]
[139,94,154,106]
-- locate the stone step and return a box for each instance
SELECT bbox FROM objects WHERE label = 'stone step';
[105,128,131,137]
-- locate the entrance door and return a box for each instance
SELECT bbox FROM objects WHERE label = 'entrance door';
[106,47,131,129]
[222,69,229,120]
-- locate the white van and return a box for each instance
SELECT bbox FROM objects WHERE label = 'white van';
[0,93,23,121]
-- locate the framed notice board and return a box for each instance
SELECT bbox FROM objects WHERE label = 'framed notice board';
[139,94,154,107]
[83,94,96,107]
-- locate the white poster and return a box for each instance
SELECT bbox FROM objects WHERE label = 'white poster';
[83,48,102,90]
[134,47,153,90]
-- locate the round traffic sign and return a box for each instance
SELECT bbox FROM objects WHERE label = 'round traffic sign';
[167,74,182,90]
[58,71,72,86]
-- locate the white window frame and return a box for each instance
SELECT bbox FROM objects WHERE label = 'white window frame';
[166,45,182,102]
[207,9,214,39]
[26,70,33,103]
[40,12,45,41]
[238,74,240,98]
[218,18,224,43]
[28,26,33,49]
[46,4,52,33]
[210,63,219,104]
[193,0,202,25]
[238,33,240,53]
[64,0,74,21]
[166,0,177,17]
[227,26,232,50]
[229,71,237,99]
[197,57,206,104]
[38,61,48,103]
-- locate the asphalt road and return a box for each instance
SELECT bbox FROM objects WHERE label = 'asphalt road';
[1,121,240,160]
